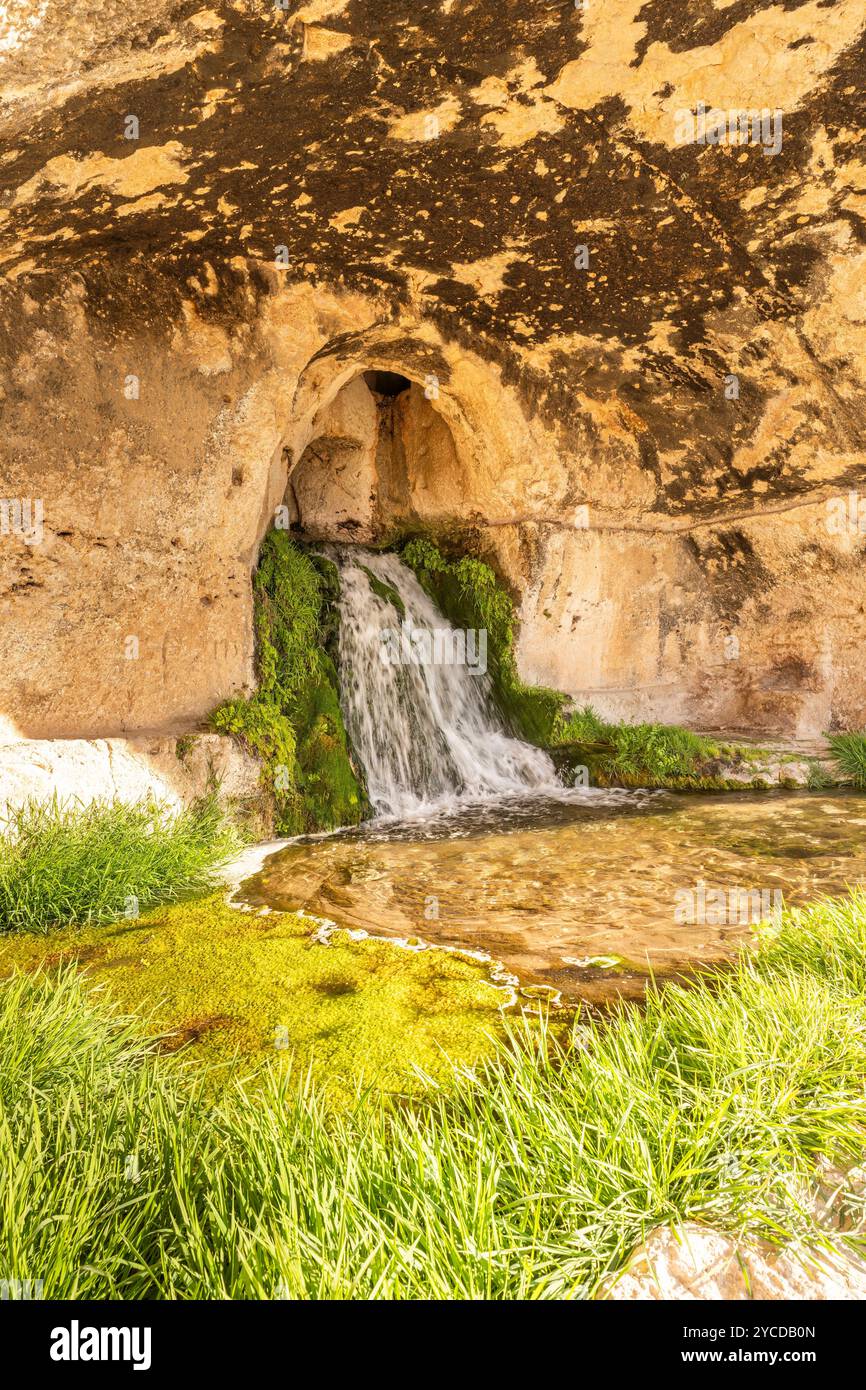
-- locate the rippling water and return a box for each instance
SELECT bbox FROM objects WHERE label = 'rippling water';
[239,789,866,1003]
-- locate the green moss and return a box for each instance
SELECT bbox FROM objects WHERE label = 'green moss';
[401,537,567,744]
[360,565,406,620]
[211,532,369,835]
[400,538,756,789]
[175,734,198,762]
[0,892,505,1104]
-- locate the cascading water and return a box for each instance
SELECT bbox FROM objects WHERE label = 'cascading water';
[328,547,560,818]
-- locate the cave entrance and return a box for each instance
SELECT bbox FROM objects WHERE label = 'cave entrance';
[362,369,411,398]
[286,368,464,543]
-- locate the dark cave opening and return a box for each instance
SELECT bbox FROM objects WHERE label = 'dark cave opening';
[362,369,411,398]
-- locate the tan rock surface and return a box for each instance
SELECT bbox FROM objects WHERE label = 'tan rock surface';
[604,1222,866,1300]
[0,733,261,813]
[0,2,864,738]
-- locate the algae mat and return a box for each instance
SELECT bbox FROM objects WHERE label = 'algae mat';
[0,893,506,1103]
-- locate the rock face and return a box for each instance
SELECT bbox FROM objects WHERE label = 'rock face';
[0,733,261,816]
[1,1,865,740]
[603,1222,866,1300]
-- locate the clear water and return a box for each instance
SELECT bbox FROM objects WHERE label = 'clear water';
[241,789,866,1002]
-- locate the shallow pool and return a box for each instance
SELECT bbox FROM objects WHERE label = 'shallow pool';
[239,789,866,1002]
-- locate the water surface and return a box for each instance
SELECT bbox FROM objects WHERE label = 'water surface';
[240,789,866,1003]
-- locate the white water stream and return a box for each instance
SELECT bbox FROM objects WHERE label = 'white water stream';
[329,548,559,819]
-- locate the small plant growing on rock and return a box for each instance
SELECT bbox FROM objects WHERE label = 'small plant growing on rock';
[827,732,866,789]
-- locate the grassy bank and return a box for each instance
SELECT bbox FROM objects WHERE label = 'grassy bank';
[549,704,743,787]
[0,797,504,1093]
[211,531,368,835]
[828,732,866,789]
[0,795,239,933]
[2,891,865,1298]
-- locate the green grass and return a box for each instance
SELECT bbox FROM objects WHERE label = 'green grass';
[2,891,866,1298]
[807,758,836,791]
[0,795,240,934]
[211,531,368,835]
[554,704,737,786]
[828,732,866,790]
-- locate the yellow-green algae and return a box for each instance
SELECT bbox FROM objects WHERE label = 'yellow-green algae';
[0,892,506,1104]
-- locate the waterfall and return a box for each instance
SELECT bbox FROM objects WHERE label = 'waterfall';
[328,547,559,819]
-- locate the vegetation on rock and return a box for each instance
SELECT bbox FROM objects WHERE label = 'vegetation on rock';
[360,564,406,620]
[552,704,747,788]
[827,732,866,790]
[402,536,572,743]
[401,539,746,787]
[211,532,368,834]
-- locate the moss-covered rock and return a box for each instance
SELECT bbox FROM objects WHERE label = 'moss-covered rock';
[360,564,406,621]
[211,532,369,836]
[401,536,568,745]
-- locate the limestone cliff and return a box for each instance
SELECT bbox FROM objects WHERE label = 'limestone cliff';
[1,0,865,740]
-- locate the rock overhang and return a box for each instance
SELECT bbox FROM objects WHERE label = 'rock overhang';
[1,0,865,740]
[0,0,863,505]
